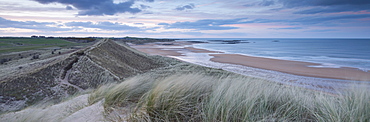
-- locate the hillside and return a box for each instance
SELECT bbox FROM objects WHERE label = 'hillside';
[0,39,368,122]
[0,39,174,113]
[1,61,368,121]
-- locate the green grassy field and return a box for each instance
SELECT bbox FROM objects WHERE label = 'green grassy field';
[0,42,12,47]
[0,38,77,54]
[0,38,73,45]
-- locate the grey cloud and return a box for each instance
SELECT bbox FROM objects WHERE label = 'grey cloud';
[0,2,66,12]
[294,4,370,14]
[243,18,283,23]
[208,32,248,37]
[175,3,195,11]
[259,0,275,6]
[159,14,370,31]
[66,5,73,10]
[158,23,170,26]
[279,0,370,7]
[222,14,370,27]
[160,18,249,30]
[290,14,370,25]
[119,30,205,37]
[250,14,370,25]
[31,0,149,16]
[244,0,275,7]
[243,4,254,7]
[304,29,337,32]
[270,27,303,30]
[278,0,370,14]
[155,31,204,36]
[65,21,141,31]
[140,5,151,9]
[142,12,154,14]
[0,17,70,31]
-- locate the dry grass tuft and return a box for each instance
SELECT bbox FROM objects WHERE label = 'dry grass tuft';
[91,65,369,121]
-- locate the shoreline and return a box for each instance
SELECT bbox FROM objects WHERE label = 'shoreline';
[210,54,370,81]
[130,41,370,81]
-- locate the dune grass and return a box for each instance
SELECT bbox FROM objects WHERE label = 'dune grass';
[89,63,369,122]
[2,63,368,122]
[313,87,370,122]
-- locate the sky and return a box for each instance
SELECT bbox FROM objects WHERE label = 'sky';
[0,0,369,38]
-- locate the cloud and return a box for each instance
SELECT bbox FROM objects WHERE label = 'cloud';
[304,29,337,32]
[140,4,151,9]
[270,27,303,30]
[66,5,73,10]
[290,14,370,25]
[247,14,370,25]
[259,0,275,6]
[65,21,141,31]
[158,23,169,26]
[279,0,370,7]
[0,2,66,12]
[159,18,250,30]
[244,0,275,7]
[31,0,153,15]
[203,14,370,27]
[278,0,370,14]
[175,3,195,11]
[293,5,370,14]
[0,17,70,31]
[155,31,204,36]
[157,13,370,32]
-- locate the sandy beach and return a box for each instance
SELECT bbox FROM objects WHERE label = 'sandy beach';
[131,41,370,82]
[210,54,370,81]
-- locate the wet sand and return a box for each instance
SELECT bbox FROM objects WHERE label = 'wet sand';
[131,42,370,81]
[210,54,370,81]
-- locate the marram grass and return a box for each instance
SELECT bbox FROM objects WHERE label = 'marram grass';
[89,69,369,122]
[4,65,367,122]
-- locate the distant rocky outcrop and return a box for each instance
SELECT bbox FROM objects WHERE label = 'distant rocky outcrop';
[0,39,171,113]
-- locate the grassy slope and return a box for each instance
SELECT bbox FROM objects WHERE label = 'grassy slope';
[0,42,12,46]
[0,38,75,53]
[87,39,172,79]
[0,39,172,114]
[0,38,72,45]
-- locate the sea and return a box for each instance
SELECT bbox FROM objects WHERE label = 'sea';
[178,38,370,72]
